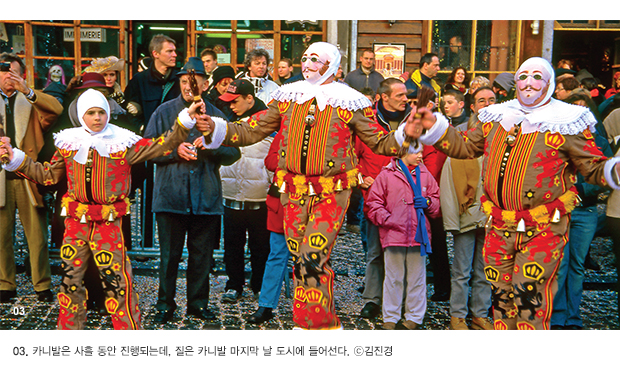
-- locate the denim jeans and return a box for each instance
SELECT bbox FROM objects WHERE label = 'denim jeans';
[449,228,491,318]
[257,232,289,309]
[362,219,384,306]
[551,206,599,327]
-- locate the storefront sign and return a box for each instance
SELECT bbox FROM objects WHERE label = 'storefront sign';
[63,28,106,42]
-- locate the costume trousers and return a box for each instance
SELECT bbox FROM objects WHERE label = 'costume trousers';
[257,232,289,309]
[362,219,384,306]
[428,216,451,296]
[155,213,218,312]
[57,217,141,330]
[551,206,598,328]
[450,228,491,318]
[0,179,51,292]
[483,217,569,330]
[382,246,426,324]
[223,204,270,295]
[281,190,351,329]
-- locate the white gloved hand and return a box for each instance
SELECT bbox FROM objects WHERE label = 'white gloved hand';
[126,102,139,115]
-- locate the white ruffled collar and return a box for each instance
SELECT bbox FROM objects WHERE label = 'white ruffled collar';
[271,80,372,111]
[54,124,142,162]
[478,98,597,135]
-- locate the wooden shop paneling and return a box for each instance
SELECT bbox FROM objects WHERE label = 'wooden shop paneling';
[357,21,423,35]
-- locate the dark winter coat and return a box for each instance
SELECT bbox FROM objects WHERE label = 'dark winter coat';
[143,95,240,215]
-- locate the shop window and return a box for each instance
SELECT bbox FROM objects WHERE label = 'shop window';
[475,21,518,72]
[33,59,75,90]
[82,20,120,26]
[431,20,520,79]
[81,28,120,67]
[281,34,323,66]
[33,24,75,57]
[236,34,274,66]
[281,20,323,32]
[0,22,26,55]
[431,20,472,70]
[196,21,233,31]
[239,20,274,31]
[196,35,232,66]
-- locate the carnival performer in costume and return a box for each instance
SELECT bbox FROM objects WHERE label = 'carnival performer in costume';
[408,57,620,330]
[196,42,423,329]
[0,89,208,329]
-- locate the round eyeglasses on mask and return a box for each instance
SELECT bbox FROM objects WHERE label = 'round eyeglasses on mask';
[301,56,326,65]
[517,73,545,81]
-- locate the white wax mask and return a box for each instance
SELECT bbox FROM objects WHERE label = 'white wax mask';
[514,57,555,109]
[301,42,341,86]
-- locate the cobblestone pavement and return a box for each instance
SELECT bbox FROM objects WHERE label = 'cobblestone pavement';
[1,224,618,330]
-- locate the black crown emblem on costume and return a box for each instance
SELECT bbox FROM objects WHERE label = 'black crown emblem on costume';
[94,251,113,266]
[60,244,77,260]
[484,266,499,282]
[309,233,328,249]
[523,262,544,280]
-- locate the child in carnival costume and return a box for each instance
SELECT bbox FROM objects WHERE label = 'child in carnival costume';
[0,89,208,329]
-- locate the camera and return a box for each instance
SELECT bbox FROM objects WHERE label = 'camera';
[0,62,11,72]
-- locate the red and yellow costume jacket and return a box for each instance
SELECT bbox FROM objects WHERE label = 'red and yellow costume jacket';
[420,99,620,231]
[9,120,191,220]
[211,81,404,190]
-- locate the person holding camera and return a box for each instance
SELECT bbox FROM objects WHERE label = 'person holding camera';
[0,53,63,303]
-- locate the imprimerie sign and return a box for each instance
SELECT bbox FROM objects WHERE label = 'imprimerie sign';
[63,28,106,42]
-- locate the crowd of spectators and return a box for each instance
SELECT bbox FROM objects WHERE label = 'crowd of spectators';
[1,35,619,331]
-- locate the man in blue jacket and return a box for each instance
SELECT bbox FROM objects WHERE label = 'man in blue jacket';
[144,57,240,324]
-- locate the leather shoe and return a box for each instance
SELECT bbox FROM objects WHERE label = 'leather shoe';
[360,302,381,319]
[37,289,54,303]
[382,322,396,330]
[153,308,175,324]
[186,307,216,321]
[0,290,17,303]
[247,307,273,324]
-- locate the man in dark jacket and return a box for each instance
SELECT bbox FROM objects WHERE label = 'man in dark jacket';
[143,57,240,324]
[404,53,442,100]
[344,50,384,94]
[124,34,182,249]
[124,34,181,132]
[356,78,413,319]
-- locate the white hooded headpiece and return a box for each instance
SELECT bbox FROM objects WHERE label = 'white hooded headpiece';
[55,89,141,164]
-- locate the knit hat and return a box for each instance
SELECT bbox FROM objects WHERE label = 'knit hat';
[493,72,515,92]
[211,66,235,85]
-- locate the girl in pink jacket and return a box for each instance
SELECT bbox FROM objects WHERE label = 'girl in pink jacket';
[366,151,440,329]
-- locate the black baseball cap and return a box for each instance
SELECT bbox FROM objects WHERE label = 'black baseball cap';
[219,79,255,102]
